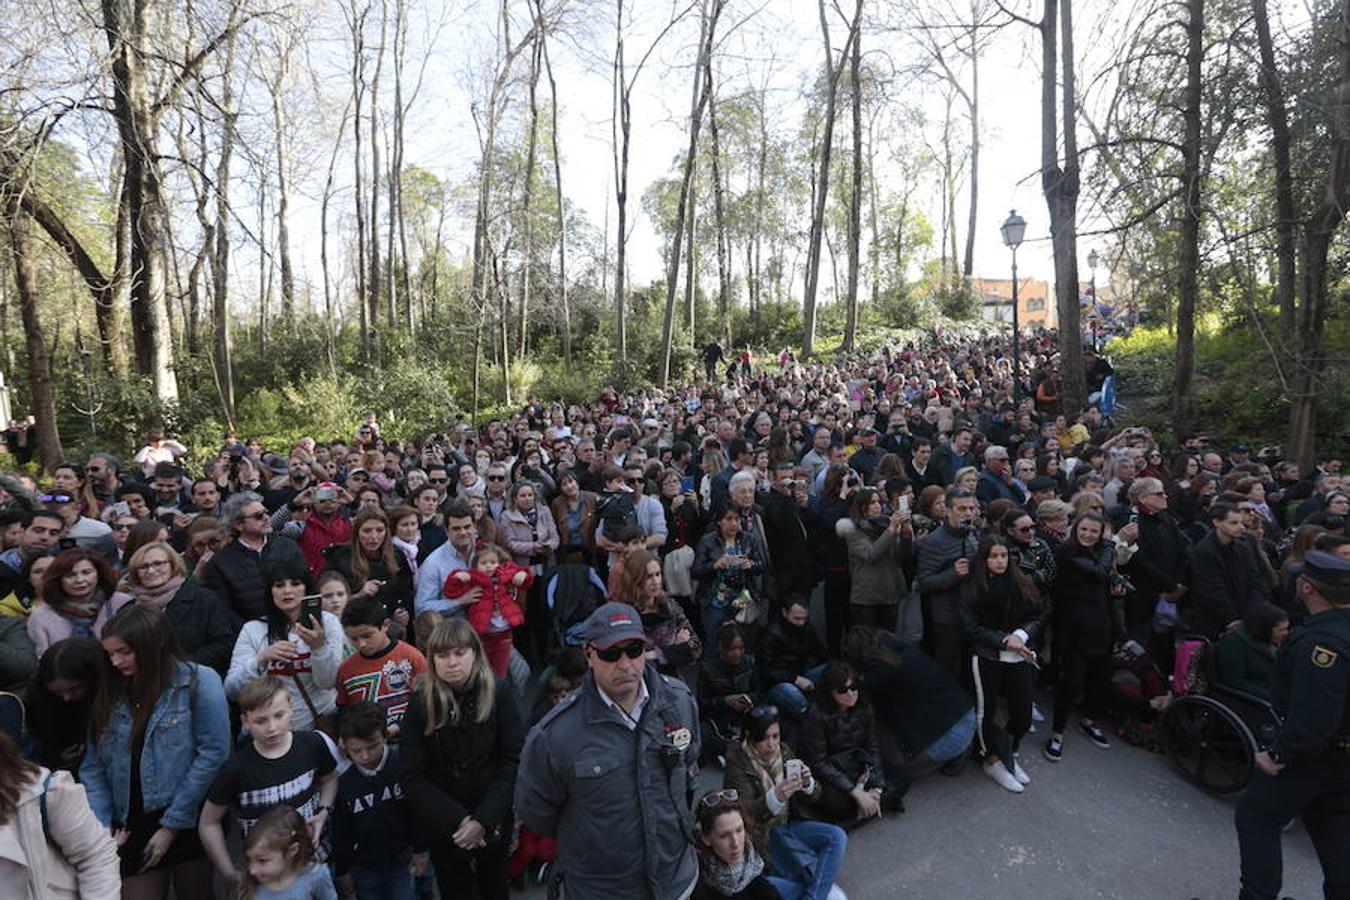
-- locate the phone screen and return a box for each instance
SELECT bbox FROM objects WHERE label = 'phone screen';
[300,595,322,627]
[680,476,695,493]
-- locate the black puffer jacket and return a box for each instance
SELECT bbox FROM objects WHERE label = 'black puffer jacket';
[798,700,885,793]
[758,618,828,688]
[400,677,524,841]
[200,534,307,625]
[162,579,235,676]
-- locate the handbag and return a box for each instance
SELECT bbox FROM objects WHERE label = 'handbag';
[289,672,338,740]
[1152,597,1180,632]
[731,588,759,624]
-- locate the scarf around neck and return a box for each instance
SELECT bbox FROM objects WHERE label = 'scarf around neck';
[701,842,766,896]
[131,575,185,611]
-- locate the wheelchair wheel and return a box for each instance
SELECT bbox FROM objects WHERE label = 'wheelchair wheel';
[1159,694,1255,795]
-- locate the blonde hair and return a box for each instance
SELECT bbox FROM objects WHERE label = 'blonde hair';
[125,540,188,587]
[420,618,495,730]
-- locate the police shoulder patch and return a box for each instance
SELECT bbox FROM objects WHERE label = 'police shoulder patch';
[1312,644,1340,669]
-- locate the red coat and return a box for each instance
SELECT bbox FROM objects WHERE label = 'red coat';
[443,563,534,634]
[299,512,353,576]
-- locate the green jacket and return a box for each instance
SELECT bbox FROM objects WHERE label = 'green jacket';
[1215,628,1276,701]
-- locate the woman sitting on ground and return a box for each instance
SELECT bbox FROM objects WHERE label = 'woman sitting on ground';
[693,791,788,899]
[722,705,848,900]
[797,661,896,822]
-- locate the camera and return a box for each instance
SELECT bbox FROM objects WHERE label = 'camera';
[1109,572,1136,594]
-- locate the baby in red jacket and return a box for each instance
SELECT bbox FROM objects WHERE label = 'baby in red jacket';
[443,544,534,676]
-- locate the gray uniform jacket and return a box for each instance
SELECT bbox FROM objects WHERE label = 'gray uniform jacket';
[514,666,701,900]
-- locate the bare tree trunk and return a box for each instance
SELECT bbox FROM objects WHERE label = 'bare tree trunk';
[963,10,979,277]
[843,0,862,351]
[269,40,296,320]
[612,0,629,362]
[803,0,855,358]
[320,104,350,371]
[1288,0,1350,468]
[370,0,387,332]
[392,0,412,333]
[519,32,542,358]
[1252,0,1296,334]
[1039,0,1085,413]
[347,1,371,359]
[537,0,570,362]
[103,0,179,402]
[213,35,238,423]
[685,166,697,339]
[706,41,731,348]
[1173,0,1204,437]
[5,201,62,470]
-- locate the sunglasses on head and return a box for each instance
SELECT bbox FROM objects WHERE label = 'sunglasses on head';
[40,493,73,504]
[592,641,645,663]
[700,788,739,809]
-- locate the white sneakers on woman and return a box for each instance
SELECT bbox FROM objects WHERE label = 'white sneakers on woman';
[983,760,1025,793]
[827,886,849,900]
[1011,756,1031,785]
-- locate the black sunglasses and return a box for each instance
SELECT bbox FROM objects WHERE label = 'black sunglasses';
[592,641,645,663]
[488,474,507,482]
[428,477,449,484]
[835,683,859,694]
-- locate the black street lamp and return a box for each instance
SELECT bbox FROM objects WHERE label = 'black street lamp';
[1087,248,1101,351]
[1000,210,1027,404]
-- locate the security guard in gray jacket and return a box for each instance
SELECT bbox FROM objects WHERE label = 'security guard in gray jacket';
[515,602,701,900]
[1236,551,1350,900]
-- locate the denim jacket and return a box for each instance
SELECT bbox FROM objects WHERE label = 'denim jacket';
[79,662,231,831]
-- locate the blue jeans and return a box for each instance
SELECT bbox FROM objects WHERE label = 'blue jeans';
[351,855,415,900]
[923,709,977,764]
[764,664,830,717]
[768,819,847,900]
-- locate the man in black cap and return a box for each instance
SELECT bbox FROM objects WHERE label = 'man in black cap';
[1235,550,1350,900]
[515,602,700,900]
[848,425,885,484]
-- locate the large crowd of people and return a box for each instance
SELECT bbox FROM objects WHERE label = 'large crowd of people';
[0,328,1345,900]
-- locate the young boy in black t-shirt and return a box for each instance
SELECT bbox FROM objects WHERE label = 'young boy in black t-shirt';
[198,675,339,889]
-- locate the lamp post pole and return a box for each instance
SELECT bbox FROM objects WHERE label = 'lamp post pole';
[1010,249,1020,404]
[1001,210,1027,407]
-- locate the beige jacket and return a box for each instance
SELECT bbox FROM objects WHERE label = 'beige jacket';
[0,769,120,900]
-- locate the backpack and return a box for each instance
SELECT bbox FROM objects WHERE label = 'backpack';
[545,564,607,646]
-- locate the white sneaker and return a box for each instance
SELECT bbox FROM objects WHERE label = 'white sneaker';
[1031,702,1045,722]
[1012,756,1031,785]
[827,886,849,900]
[984,761,1025,793]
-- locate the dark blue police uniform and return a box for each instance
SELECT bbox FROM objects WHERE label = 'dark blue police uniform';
[1235,551,1350,900]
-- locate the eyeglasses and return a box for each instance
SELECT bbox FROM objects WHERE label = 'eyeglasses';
[112,522,133,531]
[592,641,646,663]
[699,788,739,809]
[242,511,269,521]
[294,505,312,513]
[136,560,171,573]
[1012,525,1035,534]
[626,477,644,485]
[487,474,507,482]
[746,704,779,721]
[834,683,859,694]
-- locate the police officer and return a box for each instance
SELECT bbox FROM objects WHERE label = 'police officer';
[1235,550,1350,900]
[514,602,701,900]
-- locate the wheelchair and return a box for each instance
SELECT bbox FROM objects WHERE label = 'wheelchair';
[1157,637,1281,795]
